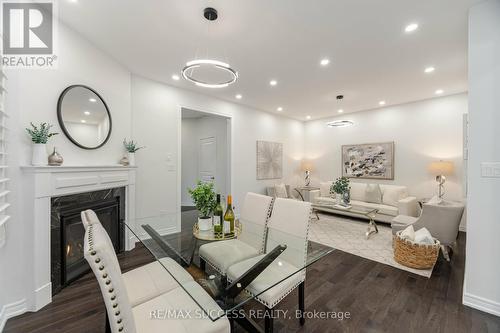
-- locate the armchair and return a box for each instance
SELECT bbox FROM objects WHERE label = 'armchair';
[391,202,465,261]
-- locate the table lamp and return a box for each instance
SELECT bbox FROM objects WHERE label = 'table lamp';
[428,160,454,198]
[300,160,315,186]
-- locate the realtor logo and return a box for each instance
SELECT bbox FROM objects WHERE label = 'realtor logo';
[1,0,57,68]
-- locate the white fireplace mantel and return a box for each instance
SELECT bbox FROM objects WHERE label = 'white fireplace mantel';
[21,165,137,312]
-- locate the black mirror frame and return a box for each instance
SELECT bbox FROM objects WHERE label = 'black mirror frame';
[57,84,112,150]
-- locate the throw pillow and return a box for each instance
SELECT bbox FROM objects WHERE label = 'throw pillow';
[350,182,367,201]
[320,182,333,197]
[365,184,382,204]
[274,184,288,198]
[381,186,408,207]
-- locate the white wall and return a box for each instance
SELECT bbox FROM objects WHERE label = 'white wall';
[1,23,131,328]
[181,118,199,206]
[304,94,467,201]
[132,75,304,231]
[181,114,229,206]
[464,0,500,317]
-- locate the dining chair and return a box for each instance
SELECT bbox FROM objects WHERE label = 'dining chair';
[199,192,274,276]
[226,198,312,333]
[81,210,193,307]
[82,210,230,333]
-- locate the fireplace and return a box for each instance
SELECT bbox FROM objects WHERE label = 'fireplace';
[51,187,125,295]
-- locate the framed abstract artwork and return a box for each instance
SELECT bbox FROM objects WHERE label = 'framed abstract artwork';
[256,140,283,180]
[342,142,394,179]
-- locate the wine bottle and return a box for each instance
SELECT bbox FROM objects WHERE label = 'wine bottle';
[223,195,235,237]
[213,194,223,236]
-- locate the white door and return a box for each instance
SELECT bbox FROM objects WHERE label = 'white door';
[199,137,217,184]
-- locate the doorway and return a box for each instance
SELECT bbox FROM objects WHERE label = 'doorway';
[180,108,231,211]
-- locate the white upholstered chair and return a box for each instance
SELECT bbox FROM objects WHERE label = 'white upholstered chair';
[82,210,230,333]
[226,198,312,332]
[81,210,193,307]
[199,192,274,276]
[391,202,465,260]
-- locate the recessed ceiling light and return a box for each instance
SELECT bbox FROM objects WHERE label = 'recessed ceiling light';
[306,115,311,120]
[68,0,78,3]
[84,111,90,115]
[80,119,86,123]
[435,89,444,95]
[338,109,344,113]
[379,101,386,106]
[277,107,283,112]
[320,58,330,66]
[235,94,242,99]
[89,98,96,103]
[327,120,354,128]
[424,67,435,73]
[404,23,419,33]
[269,80,277,86]
[172,74,180,81]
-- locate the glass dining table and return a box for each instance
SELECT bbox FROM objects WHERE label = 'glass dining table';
[123,209,334,332]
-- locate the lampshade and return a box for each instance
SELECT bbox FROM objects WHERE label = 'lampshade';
[428,161,454,176]
[301,160,315,172]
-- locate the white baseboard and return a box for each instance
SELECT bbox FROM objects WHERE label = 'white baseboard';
[0,298,27,332]
[463,292,500,317]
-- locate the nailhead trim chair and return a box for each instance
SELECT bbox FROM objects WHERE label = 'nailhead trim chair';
[199,192,274,276]
[226,198,313,332]
[82,210,230,333]
[81,210,194,307]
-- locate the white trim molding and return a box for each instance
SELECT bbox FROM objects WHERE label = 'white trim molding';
[0,299,27,332]
[20,165,137,312]
[463,292,500,317]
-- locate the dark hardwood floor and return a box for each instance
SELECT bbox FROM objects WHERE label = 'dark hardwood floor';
[5,231,500,332]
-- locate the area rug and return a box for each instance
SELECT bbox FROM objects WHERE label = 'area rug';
[308,213,434,278]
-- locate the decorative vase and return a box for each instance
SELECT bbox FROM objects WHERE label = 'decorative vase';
[32,143,47,166]
[198,216,212,231]
[119,155,130,166]
[48,147,63,166]
[342,191,351,204]
[127,152,135,166]
[335,194,342,205]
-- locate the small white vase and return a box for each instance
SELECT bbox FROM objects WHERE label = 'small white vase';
[127,152,136,166]
[198,217,212,231]
[32,143,47,166]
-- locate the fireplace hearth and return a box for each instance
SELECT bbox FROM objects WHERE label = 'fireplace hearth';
[51,187,125,295]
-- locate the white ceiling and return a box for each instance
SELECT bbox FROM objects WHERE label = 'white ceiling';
[59,0,477,121]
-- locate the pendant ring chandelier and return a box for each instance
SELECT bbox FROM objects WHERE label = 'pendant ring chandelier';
[182,8,238,89]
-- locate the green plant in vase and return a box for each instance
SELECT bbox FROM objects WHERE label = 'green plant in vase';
[123,139,145,166]
[25,122,58,166]
[331,177,351,204]
[188,180,217,231]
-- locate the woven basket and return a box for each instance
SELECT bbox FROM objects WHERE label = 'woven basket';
[393,231,440,269]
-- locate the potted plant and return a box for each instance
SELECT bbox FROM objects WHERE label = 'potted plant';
[331,177,351,205]
[123,139,144,166]
[188,180,217,231]
[25,122,58,166]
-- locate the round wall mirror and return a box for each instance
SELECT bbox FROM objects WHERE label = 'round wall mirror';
[57,85,112,149]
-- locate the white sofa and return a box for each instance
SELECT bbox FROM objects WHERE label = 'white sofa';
[310,181,418,223]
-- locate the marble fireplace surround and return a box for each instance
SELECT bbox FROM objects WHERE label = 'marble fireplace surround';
[21,165,137,312]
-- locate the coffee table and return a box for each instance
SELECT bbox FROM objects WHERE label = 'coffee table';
[312,202,380,239]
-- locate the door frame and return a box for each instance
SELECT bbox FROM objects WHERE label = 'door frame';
[177,105,232,232]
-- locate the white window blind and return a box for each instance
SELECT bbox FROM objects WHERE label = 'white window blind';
[0,67,9,249]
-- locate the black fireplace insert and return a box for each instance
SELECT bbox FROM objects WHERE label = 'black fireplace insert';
[50,187,125,295]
